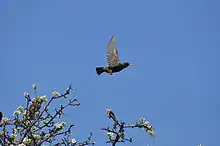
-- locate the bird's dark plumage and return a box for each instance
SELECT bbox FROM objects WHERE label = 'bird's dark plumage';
[96,36,132,75]
[96,67,105,75]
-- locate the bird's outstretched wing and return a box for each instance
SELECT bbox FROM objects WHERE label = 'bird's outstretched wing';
[106,36,120,66]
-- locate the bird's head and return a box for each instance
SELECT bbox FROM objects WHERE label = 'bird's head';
[122,62,133,68]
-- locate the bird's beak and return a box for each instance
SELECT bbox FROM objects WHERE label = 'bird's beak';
[129,64,133,66]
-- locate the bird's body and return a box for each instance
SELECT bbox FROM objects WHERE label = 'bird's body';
[96,62,131,75]
[96,36,132,75]
[108,63,127,72]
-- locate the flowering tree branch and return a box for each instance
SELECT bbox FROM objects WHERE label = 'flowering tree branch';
[0,84,159,146]
[0,84,94,146]
[102,109,155,146]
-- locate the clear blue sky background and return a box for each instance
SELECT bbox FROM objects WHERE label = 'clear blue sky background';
[0,0,219,146]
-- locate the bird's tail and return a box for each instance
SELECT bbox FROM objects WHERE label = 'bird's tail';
[96,67,105,75]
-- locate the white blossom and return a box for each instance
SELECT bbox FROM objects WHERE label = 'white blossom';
[23,137,32,144]
[52,91,60,97]
[40,95,48,102]
[107,132,114,138]
[71,138,77,144]
[106,109,112,115]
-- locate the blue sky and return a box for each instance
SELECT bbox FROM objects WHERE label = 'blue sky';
[0,0,219,146]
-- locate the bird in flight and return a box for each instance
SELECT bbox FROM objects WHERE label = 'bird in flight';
[96,36,132,75]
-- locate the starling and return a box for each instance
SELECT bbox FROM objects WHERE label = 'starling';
[96,36,132,75]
